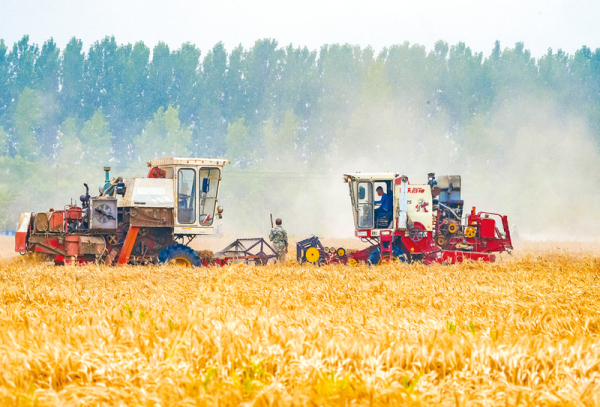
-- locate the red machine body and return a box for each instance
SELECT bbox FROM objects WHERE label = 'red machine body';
[298,173,512,266]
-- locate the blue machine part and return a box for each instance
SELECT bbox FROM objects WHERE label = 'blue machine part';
[368,244,405,265]
[159,244,202,266]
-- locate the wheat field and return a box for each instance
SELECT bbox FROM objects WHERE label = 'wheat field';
[0,238,599,406]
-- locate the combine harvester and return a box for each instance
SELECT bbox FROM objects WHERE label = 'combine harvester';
[15,158,277,266]
[297,173,512,265]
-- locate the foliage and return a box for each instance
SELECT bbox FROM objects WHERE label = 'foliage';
[134,105,191,159]
[0,36,600,235]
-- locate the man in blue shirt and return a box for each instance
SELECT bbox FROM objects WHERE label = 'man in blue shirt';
[374,186,393,227]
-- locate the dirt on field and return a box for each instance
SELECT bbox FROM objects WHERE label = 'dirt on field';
[0,239,599,405]
[0,236,16,262]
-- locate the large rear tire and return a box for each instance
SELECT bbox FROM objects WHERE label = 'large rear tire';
[158,244,201,267]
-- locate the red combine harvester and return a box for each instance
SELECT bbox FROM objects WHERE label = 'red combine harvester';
[297,173,512,265]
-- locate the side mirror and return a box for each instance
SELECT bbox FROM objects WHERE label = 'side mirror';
[202,178,210,193]
[358,186,365,200]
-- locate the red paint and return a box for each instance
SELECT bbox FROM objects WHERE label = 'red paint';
[15,232,27,252]
[65,205,82,221]
[147,167,166,178]
[65,236,80,256]
[49,211,64,232]
[355,229,372,238]
[380,230,393,263]
[480,218,495,238]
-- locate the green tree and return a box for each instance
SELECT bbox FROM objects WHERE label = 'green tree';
[0,40,9,117]
[243,39,279,128]
[134,105,192,159]
[225,45,247,123]
[263,109,298,162]
[56,117,83,165]
[79,109,112,165]
[8,35,39,97]
[0,126,7,156]
[83,36,121,122]
[35,38,60,93]
[148,42,172,111]
[61,37,86,120]
[13,87,43,159]
[171,43,201,125]
[197,42,228,155]
[118,41,151,130]
[225,117,251,166]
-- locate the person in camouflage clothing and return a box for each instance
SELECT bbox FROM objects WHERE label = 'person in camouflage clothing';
[269,218,288,263]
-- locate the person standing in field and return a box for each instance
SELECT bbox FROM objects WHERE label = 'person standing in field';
[269,218,288,264]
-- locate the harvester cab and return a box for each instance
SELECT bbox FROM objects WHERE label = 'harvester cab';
[110,157,229,236]
[343,173,434,239]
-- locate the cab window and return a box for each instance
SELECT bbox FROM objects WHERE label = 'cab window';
[356,182,373,228]
[198,168,220,226]
[178,168,196,224]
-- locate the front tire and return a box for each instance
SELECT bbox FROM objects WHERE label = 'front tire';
[158,244,201,267]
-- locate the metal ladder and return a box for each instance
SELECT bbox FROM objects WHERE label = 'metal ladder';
[380,230,393,263]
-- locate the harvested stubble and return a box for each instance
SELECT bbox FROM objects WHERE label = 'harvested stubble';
[0,248,599,406]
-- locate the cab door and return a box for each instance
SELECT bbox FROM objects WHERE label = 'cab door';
[198,167,221,226]
[356,181,374,229]
[175,167,198,227]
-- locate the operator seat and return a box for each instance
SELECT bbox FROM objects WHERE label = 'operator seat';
[376,214,391,228]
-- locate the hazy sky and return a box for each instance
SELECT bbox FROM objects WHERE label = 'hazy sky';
[1,0,598,58]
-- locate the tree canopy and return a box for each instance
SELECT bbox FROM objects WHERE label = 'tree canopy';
[0,36,599,236]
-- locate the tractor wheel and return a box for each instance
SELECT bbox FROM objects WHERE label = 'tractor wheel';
[158,244,201,267]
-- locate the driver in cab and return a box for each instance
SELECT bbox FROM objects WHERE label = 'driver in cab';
[374,186,393,226]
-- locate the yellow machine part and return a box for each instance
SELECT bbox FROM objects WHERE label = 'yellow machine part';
[465,226,477,238]
[436,234,447,247]
[448,224,458,234]
[305,247,321,263]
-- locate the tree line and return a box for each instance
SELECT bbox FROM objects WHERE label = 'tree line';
[1,35,599,234]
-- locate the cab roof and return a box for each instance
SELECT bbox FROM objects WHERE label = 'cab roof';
[343,173,399,181]
[147,157,230,167]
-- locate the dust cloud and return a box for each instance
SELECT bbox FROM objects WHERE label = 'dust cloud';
[219,93,600,241]
[9,77,599,245]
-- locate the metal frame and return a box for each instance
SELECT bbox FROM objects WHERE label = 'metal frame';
[215,238,279,265]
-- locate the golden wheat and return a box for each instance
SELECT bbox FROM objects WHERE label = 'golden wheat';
[0,240,599,406]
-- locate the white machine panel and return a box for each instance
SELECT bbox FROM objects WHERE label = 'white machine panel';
[405,184,434,230]
[119,178,175,208]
